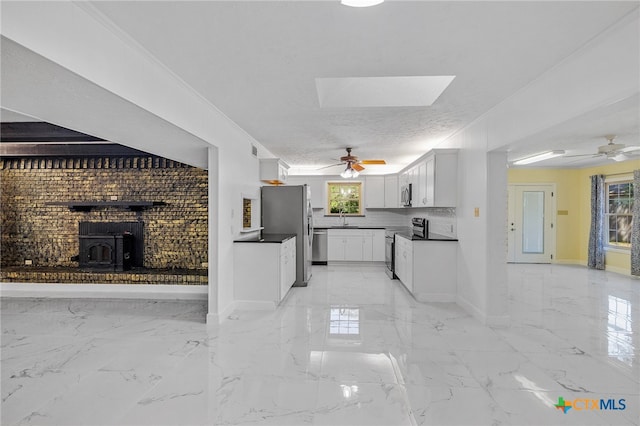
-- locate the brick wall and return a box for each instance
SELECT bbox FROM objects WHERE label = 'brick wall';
[0,156,208,271]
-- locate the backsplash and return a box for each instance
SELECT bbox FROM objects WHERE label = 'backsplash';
[410,207,457,238]
[313,208,408,228]
[313,207,457,238]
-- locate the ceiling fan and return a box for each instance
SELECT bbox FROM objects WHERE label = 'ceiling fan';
[566,135,640,162]
[320,147,386,177]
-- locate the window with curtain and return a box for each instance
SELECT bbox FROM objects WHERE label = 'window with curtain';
[327,182,362,215]
[606,180,634,248]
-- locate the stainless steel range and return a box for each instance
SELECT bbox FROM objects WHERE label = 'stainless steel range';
[384,228,399,279]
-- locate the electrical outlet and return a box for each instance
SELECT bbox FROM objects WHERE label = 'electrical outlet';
[24,259,33,265]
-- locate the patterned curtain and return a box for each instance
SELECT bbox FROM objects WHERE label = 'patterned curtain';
[588,174,605,270]
[631,170,640,276]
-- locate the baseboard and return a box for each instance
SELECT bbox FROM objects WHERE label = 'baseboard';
[604,265,632,276]
[415,293,456,303]
[553,259,585,266]
[206,313,220,326]
[0,283,208,300]
[216,300,239,323]
[456,294,485,322]
[551,259,632,277]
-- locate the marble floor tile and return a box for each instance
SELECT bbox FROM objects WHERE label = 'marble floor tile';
[2,263,639,425]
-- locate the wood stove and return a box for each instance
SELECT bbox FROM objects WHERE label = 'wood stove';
[79,234,133,271]
[78,222,143,271]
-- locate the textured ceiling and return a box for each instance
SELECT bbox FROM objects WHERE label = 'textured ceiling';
[89,1,638,172]
[3,2,637,172]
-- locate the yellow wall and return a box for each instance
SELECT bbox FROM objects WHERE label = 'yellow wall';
[508,158,640,274]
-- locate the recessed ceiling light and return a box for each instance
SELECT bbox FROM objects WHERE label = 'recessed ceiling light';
[341,0,384,7]
[315,76,456,108]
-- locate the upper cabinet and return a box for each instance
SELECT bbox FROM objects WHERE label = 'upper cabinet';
[384,175,399,208]
[410,149,458,208]
[260,158,289,185]
[364,176,385,208]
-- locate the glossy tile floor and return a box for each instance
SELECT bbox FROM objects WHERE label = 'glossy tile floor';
[1,263,639,425]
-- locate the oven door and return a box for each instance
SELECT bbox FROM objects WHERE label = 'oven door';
[385,235,396,279]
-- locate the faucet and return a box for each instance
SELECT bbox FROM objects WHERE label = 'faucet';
[339,208,348,226]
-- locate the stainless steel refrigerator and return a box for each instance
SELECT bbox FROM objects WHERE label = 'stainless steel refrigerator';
[261,185,313,286]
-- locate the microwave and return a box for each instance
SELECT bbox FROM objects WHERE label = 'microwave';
[401,183,412,207]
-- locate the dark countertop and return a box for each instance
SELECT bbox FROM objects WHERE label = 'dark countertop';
[314,226,386,230]
[394,230,458,242]
[234,233,296,243]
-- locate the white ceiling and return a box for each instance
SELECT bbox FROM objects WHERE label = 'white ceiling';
[3,1,639,172]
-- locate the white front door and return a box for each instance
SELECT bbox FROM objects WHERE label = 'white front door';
[507,184,556,263]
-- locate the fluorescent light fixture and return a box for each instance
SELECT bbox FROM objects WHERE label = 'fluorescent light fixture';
[513,150,565,165]
[341,0,384,7]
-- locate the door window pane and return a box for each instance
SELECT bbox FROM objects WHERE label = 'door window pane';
[522,191,544,254]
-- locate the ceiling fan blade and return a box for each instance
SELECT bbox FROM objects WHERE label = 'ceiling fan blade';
[360,159,386,165]
[621,146,640,153]
[352,163,365,172]
[316,162,343,170]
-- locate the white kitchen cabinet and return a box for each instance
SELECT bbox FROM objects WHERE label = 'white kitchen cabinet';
[420,150,457,207]
[384,175,399,208]
[286,176,325,209]
[307,177,325,209]
[365,176,385,208]
[234,236,296,308]
[394,234,457,302]
[327,229,383,262]
[362,234,373,261]
[395,235,413,293]
[279,238,296,301]
[372,229,385,261]
[260,158,289,185]
[344,236,364,261]
[415,161,427,207]
[328,233,347,261]
[398,149,458,208]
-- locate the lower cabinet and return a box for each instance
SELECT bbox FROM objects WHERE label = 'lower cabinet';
[395,234,457,302]
[234,236,296,308]
[328,229,385,262]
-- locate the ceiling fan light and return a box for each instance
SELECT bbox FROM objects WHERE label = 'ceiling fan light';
[341,0,384,7]
[513,150,565,165]
[341,163,360,178]
[612,153,628,162]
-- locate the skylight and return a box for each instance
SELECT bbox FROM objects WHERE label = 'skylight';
[315,76,455,108]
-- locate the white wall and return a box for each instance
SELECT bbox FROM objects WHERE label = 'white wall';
[0,1,278,323]
[436,8,638,325]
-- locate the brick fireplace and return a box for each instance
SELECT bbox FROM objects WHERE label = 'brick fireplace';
[0,154,208,284]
